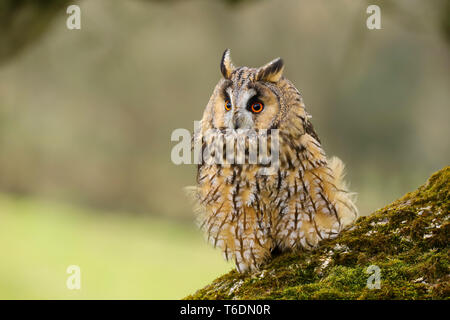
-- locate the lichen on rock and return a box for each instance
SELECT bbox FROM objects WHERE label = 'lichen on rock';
[186,166,449,300]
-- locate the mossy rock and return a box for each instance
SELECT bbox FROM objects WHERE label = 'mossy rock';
[186,166,449,300]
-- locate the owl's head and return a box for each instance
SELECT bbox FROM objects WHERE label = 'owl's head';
[204,49,293,132]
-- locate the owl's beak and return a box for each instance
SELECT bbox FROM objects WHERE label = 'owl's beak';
[232,112,252,130]
[232,117,241,129]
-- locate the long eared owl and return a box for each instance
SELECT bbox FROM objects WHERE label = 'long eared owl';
[191,49,358,273]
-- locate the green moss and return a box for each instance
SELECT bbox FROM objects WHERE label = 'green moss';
[185,167,450,300]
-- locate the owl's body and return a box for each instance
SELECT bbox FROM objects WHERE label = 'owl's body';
[192,50,357,273]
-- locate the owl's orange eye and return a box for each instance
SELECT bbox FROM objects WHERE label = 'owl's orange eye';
[250,102,264,113]
[225,100,232,111]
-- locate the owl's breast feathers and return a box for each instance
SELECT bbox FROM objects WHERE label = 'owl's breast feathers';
[192,116,357,272]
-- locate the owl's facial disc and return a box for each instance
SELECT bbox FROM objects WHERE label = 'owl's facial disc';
[216,80,280,131]
[212,63,282,132]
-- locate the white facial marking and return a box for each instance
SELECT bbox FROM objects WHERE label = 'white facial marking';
[226,84,257,130]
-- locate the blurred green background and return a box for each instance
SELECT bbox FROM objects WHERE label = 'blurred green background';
[0,0,448,299]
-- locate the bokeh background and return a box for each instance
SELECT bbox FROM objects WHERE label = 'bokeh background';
[0,0,448,299]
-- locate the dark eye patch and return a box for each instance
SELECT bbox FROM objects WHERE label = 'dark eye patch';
[247,96,264,114]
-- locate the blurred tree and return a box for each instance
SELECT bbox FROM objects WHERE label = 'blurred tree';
[441,0,450,43]
[0,0,262,66]
[1,0,448,67]
[0,0,71,66]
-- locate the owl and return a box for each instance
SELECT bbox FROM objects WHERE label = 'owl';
[191,49,358,273]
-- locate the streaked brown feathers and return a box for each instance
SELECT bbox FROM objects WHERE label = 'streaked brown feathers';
[191,50,358,273]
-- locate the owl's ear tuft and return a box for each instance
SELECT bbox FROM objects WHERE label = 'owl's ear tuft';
[220,49,235,79]
[257,57,284,83]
